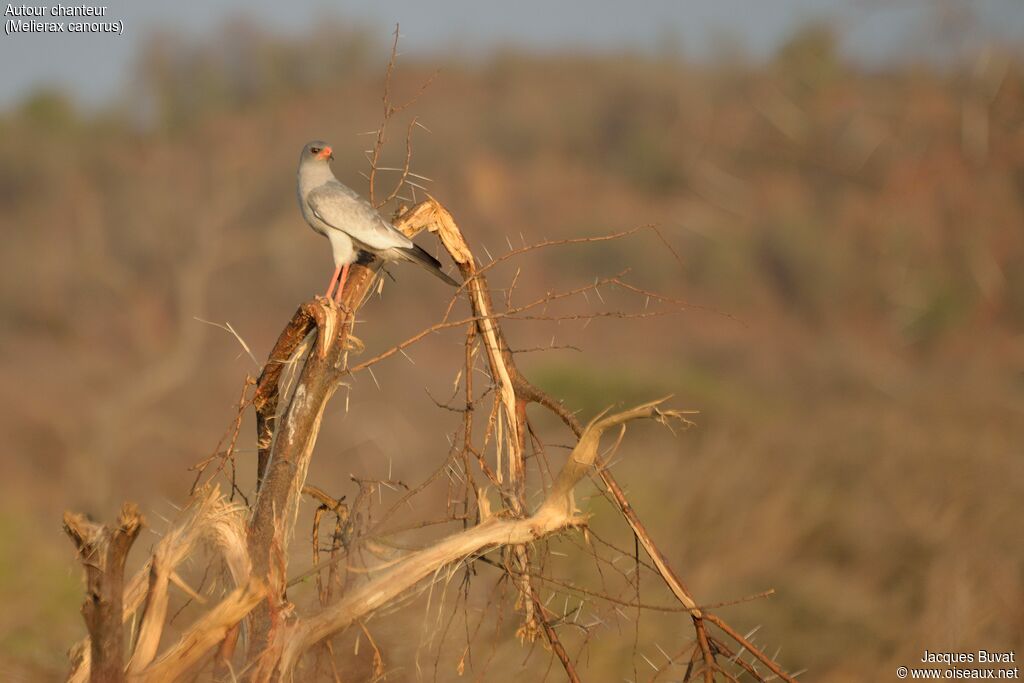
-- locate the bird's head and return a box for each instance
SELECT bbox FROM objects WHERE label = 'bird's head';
[301,140,334,163]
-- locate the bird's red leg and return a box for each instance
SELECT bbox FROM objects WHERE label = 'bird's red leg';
[333,263,350,304]
[324,264,342,300]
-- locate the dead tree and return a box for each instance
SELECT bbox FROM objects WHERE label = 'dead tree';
[62,196,798,683]
[61,28,797,681]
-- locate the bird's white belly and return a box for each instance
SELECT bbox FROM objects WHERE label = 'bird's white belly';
[298,199,354,266]
[326,229,357,267]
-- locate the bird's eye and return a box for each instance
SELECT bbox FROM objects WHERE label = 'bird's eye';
[310,147,321,154]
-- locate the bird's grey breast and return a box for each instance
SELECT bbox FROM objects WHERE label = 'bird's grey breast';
[305,181,413,253]
[297,169,335,238]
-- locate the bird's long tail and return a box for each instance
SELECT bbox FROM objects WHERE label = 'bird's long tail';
[398,244,460,286]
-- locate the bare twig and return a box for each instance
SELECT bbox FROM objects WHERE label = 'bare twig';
[367,24,437,207]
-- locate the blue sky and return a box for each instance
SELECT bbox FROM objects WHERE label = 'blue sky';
[1,0,1022,108]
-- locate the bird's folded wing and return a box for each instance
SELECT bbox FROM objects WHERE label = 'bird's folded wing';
[306,181,413,251]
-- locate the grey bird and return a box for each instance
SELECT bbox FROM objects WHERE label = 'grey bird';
[297,140,459,302]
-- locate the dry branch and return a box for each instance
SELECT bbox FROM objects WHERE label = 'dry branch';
[126,550,172,675]
[530,588,581,683]
[64,503,143,683]
[131,578,266,682]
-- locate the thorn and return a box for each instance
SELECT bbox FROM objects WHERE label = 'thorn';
[447,464,465,483]
[366,366,381,391]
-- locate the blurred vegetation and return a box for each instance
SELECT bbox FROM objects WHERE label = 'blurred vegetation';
[1,16,1023,682]
[135,19,378,130]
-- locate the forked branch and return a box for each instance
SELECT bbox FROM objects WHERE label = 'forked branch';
[64,503,144,683]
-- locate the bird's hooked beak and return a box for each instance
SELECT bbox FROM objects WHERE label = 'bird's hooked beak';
[317,146,334,161]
